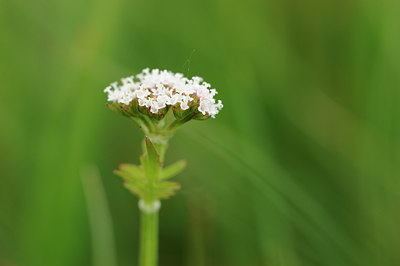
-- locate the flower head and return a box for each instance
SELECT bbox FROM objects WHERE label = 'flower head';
[104,68,223,119]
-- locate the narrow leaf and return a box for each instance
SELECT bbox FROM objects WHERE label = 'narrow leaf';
[156,181,181,190]
[145,137,160,167]
[114,169,144,184]
[160,160,186,180]
[119,164,145,179]
[154,189,176,199]
[124,183,144,197]
[142,137,161,182]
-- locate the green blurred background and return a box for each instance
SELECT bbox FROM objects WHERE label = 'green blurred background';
[1,0,399,265]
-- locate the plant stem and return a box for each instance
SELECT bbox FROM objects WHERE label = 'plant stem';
[138,136,169,266]
[139,209,159,266]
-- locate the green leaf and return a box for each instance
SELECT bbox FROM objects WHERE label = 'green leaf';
[119,164,145,179]
[124,182,145,198]
[154,189,176,199]
[153,181,181,199]
[145,137,160,167]
[155,181,181,190]
[141,137,161,182]
[114,171,146,194]
[114,169,144,183]
[160,160,186,180]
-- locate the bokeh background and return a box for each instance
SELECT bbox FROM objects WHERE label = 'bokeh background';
[1,0,399,265]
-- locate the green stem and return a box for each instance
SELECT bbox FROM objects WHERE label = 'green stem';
[138,135,169,266]
[139,208,159,266]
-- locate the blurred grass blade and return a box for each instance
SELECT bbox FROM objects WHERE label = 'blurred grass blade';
[81,165,118,266]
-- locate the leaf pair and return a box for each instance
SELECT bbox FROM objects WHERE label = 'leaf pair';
[114,137,186,202]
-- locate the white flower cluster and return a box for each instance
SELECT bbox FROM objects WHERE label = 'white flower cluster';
[104,68,223,118]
